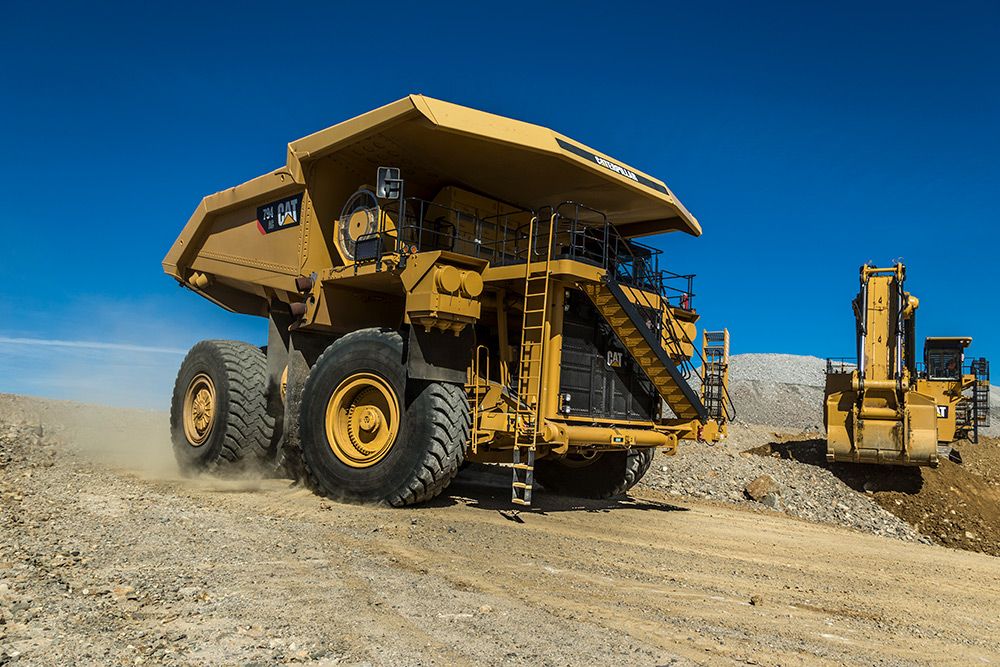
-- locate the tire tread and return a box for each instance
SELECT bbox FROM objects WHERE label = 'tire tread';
[299,329,468,506]
[170,340,275,473]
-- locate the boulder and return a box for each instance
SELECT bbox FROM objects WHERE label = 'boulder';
[745,474,782,502]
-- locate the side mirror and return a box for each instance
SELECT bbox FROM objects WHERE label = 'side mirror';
[376,166,402,199]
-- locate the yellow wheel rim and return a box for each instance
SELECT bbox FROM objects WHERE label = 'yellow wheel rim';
[325,372,399,468]
[183,373,216,446]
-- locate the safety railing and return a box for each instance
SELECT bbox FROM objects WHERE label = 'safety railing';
[547,203,731,420]
[352,197,534,267]
[352,194,731,418]
[355,196,697,307]
[825,357,857,374]
[517,201,732,419]
[911,360,985,381]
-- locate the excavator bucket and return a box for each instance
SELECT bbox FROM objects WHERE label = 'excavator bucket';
[824,382,938,465]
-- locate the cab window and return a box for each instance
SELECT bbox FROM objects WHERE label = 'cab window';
[927,348,961,380]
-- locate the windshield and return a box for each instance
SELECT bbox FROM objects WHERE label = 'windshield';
[927,348,961,380]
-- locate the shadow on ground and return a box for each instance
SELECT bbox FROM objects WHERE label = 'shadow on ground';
[421,463,690,515]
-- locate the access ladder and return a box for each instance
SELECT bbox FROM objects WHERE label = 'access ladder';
[512,214,557,506]
[972,358,991,443]
[701,329,730,421]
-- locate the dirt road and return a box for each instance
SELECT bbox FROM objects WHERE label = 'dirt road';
[2,396,999,665]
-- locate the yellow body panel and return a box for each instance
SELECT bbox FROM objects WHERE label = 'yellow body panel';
[163,94,701,314]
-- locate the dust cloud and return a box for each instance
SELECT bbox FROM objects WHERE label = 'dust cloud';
[0,394,272,489]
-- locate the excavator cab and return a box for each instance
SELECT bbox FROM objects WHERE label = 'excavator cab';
[917,337,991,444]
[925,337,967,381]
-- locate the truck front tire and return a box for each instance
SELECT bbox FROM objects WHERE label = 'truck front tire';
[170,340,275,474]
[298,328,468,506]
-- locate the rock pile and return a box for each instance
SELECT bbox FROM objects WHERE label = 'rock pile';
[642,438,927,542]
[728,354,827,387]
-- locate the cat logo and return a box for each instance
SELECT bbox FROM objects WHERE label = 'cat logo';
[936,405,948,418]
[607,350,623,368]
[256,193,304,235]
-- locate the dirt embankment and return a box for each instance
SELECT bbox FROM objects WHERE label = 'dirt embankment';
[753,435,1000,557]
[2,396,1000,665]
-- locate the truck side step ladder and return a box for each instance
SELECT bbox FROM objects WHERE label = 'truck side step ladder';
[512,213,556,506]
[466,345,492,453]
[701,329,730,421]
[580,278,707,422]
[972,357,991,444]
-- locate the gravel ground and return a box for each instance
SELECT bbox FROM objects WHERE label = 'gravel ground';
[3,400,1000,666]
[1,351,997,662]
[640,352,998,542]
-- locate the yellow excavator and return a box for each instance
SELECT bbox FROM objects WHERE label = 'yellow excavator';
[824,263,990,466]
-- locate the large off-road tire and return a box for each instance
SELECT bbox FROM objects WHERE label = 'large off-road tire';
[535,448,654,499]
[170,340,275,474]
[298,328,468,506]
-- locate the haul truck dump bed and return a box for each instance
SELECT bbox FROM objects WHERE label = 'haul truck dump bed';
[164,95,733,506]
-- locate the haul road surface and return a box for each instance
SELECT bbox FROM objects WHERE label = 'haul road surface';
[1,395,999,666]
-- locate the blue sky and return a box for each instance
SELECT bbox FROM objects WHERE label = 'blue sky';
[1,1,997,408]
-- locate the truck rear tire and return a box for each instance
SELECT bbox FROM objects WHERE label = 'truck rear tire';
[170,340,275,474]
[298,328,468,506]
[536,448,654,499]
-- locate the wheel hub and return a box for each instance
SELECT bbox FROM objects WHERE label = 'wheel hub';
[326,373,399,468]
[183,373,216,446]
[356,405,382,432]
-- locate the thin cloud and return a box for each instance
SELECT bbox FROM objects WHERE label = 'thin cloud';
[0,336,186,355]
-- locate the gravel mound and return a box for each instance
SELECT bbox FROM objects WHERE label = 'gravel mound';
[990,386,1000,436]
[728,381,823,431]
[702,353,827,431]
[644,352,999,543]
[642,436,926,543]
[729,353,827,387]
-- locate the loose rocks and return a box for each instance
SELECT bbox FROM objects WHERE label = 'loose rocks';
[641,435,925,542]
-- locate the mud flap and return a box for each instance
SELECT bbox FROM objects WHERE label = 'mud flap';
[279,330,332,480]
[406,326,474,384]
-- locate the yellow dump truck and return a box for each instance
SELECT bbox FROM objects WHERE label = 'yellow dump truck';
[164,95,733,506]
[824,263,990,466]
